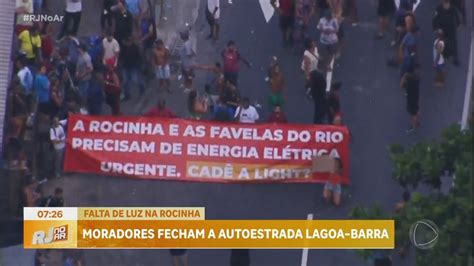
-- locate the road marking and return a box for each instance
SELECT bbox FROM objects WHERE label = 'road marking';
[301,213,313,266]
[326,59,334,92]
[259,0,275,23]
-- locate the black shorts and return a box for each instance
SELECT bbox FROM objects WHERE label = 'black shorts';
[377,0,395,17]
[279,15,294,31]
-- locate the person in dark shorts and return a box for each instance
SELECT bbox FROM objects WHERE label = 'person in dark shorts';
[271,0,295,46]
[170,249,188,266]
[401,68,420,133]
[375,0,395,39]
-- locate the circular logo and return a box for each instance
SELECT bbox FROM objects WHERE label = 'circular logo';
[409,220,439,249]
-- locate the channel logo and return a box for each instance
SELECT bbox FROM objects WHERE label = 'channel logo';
[32,225,68,245]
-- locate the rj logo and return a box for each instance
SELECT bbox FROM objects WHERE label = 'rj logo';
[32,225,68,245]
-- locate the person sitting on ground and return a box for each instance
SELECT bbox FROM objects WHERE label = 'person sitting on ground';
[145,99,177,118]
[188,90,208,120]
[267,104,288,123]
[234,97,259,124]
[323,158,343,206]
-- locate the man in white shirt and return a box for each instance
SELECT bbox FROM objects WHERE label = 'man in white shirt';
[58,0,82,39]
[50,117,66,178]
[234,97,259,123]
[205,0,220,41]
[102,29,120,67]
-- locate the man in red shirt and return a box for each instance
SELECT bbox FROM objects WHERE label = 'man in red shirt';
[271,0,295,46]
[145,99,176,118]
[221,40,251,87]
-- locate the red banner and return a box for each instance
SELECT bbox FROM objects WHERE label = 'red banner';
[64,115,350,184]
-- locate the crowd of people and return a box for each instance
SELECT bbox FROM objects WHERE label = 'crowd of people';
[3,0,467,265]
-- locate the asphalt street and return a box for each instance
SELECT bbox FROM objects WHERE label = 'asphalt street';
[40,0,472,265]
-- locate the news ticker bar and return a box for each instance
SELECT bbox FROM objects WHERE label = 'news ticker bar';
[24,208,394,249]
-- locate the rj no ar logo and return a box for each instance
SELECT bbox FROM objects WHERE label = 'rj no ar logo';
[32,225,68,245]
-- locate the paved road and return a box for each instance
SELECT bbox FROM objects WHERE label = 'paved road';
[40,0,472,265]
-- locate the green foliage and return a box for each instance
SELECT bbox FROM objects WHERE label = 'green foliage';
[349,204,390,261]
[352,125,473,265]
[388,125,470,190]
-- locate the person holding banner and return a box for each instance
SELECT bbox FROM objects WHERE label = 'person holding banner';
[323,158,343,206]
[234,97,259,124]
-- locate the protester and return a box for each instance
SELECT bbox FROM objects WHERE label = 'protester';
[103,64,121,115]
[230,249,250,266]
[125,0,142,32]
[451,0,466,25]
[342,0,358,26]
[302,39,319,91]
[179,30,196,92]
[212,100,234,122]
[16,58,34,109]
[39,187,65,207]
[86,66,105,115]
[327,82,341,124]
[271,0,295,46]
[102,29,120,68]
[221,40,251,87]
[115,1,134,45]
[58,0,83,39]
[399,26,417,76]
[268,61,285,110]
[7,79,29,140]
[50,117,66,178]
[140,9,157,79]
[375,0,395,39]
[49,77,64,118]
[203,62,225,110]
[401,68,420,133]
[18,24,42,66]
[101,0,116,31]
[39,21,54,62]
[153,39,171,92]
[234,97,259,124]
[75,43,93,100]
[309,69,327,124]
[119,37,145,100]
[187,90,208,120]
[392,0,415,47]
[433,0,461,66]
[294,0,314,50]
[34,65,51,116]
[15,0,34,35]
[220,81,241,112]
[433,30,446,87]
[206,0,220,41]
[170,249,188,266]
[322,158,343,206]
[267,105,288,123]
[145,99,176,118]
[317,10,339,71]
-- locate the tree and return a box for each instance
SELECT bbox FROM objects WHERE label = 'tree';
[351,125,473,266]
